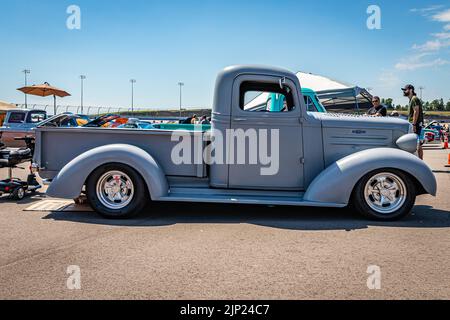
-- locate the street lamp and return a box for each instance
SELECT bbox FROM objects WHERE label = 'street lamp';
[419,86,425,102]
[178,82,184,117]
[130,79,136,113]
[80,75,86,114]
[22,69,30,108]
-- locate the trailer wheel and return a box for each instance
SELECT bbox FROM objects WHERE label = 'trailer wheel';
[86,163,148,219]
[351,169,416,221]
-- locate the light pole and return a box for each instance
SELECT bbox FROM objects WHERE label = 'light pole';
[178,82,184,117]
[130,79,136,113]
[22,69,30,108]
[80,75,86,114]
[419,86,425,102]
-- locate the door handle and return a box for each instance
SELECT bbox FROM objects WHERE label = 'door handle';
[232,118,246,122]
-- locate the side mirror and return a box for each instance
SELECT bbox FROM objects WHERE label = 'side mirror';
[279,77,291,94]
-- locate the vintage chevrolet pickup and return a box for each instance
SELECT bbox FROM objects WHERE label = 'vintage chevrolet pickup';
[33,65,437,221]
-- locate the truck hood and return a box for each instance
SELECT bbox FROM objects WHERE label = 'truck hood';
[309,112,411,132]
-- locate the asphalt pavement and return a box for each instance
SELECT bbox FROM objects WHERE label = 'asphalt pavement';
[0,146,449,299]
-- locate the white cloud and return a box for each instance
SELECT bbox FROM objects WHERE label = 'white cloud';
[432,32,450,39]
[377,70,401,88]
[410,5,445,15]
[395,58,449,71]
[412,39,447,51]
[432,8,450,22]
[394,7,450,72]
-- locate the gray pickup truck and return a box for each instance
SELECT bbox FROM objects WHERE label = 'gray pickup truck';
[33,65,436,221]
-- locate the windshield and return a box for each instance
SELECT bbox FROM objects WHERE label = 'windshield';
[303,93,327,113]
[8,112,26,123]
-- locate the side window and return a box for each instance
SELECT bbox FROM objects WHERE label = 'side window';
[304,95,317,112]
[240,81,295,113]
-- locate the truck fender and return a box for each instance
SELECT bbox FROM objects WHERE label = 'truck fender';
[46,144,168,200]
[304,148,437,205]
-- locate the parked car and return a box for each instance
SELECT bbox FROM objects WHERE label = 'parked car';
[118,118,155,129]
[34,65,436,221]
[0,112,90,148]
[421,121,446,145]
[0,109,47,147]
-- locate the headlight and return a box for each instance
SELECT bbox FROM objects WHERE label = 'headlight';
[396,134,418,153]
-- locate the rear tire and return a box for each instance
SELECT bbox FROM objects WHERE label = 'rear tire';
[86,163,148,219]
[351,169,416,221]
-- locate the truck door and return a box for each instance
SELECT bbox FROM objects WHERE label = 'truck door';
[228,75,304,190]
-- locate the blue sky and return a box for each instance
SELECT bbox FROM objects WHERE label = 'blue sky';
[0,0,449,110]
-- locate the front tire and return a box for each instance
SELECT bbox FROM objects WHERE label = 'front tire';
[351,169,416,221]
[14,187,25,200]
[86,163,148,219]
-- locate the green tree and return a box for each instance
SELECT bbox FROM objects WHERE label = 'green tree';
[439,98,445,111]
[429,99,440,111]
[384,98,393,108]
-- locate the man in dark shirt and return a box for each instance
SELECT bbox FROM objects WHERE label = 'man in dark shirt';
[402,84,424,160]
[366,96,387,117]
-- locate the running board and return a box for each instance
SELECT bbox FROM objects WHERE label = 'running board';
[157,188,346,208]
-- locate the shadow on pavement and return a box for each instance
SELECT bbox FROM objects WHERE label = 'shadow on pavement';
[42,202,450,231]
[0,192,46,204]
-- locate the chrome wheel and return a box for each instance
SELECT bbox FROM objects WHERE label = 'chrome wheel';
[96,171,135,210]
[16,188,25,200]
[364,172,407,214]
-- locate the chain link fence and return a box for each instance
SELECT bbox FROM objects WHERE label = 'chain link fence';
[14,104,130,116]
[12,104,212,118]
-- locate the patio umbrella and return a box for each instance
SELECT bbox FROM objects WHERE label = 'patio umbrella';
[17,82,71,115]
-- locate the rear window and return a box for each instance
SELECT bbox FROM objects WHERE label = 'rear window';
[8,112,26,123]
[28,112,46,123]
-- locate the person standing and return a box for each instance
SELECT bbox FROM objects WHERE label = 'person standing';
[402,84,424,160]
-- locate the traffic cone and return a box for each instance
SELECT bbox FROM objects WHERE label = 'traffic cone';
[444,134,449,150]
[446,154,450,168]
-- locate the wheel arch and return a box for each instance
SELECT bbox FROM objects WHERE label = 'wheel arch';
[46,144,169,200]
[304,148,437,206]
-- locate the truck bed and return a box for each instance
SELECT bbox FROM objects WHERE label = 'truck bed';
[34,127,207,180]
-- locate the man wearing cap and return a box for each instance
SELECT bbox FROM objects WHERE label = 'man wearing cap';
[402,84,424,160]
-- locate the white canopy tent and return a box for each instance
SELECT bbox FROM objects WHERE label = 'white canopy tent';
[0,100,16,111]
[297,72,372,112]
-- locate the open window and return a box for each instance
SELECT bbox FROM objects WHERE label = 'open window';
[240,81,296,113]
